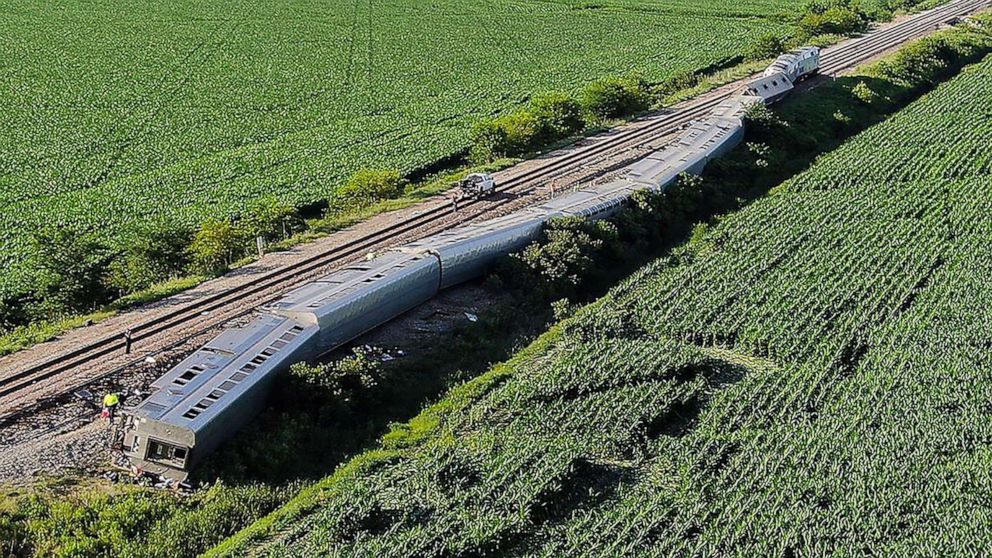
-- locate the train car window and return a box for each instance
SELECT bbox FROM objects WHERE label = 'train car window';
[148,439,189,467]
[149,440,169,460]
[183,408,202,419]
[174,369,198,385]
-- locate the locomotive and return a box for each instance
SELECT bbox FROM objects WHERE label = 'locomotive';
[117,48,820,482]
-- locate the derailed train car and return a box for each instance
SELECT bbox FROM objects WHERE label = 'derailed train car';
[119,50,816,481]
[121,315,318,479]
[746,46,820,103]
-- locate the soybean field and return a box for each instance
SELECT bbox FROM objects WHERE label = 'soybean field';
[0,0,800,297]
[221,54,992,556]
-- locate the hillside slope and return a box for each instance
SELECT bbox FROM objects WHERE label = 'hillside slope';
[216,51,992,556]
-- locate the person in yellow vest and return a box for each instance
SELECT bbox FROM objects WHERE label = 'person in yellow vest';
[102,392,120,421]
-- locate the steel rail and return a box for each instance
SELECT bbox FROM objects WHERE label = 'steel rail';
[0,0,986,420]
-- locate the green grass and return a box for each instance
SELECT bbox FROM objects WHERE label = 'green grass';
[0,0,810,298]
[209,26,992,557]
[108,275,206,310]
[0,275,204,359]
[0,479,292,558]
[0,311,115,359]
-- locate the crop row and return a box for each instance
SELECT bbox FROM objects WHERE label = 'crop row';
[238,54,992,556]
[0,0,799,297]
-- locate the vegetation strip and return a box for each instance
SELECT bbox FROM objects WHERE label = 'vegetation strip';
[0,0,938,358]
[206,18,992,557]
[1,4,984,558]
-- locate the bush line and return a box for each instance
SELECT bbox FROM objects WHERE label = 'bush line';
[0,0,937,357]
[207,19,992,555]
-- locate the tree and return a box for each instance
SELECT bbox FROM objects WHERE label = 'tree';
[329,169,405,213]
[508,216,617,298]
[188,218,246,275]
[470,109,547,161]
[470,119,510,163]
[529,91,585,141]
[797,1,866,39]
[581,76,652,120]
[745,33,785,61]
[29,227,114,313]
[469,91,584,162]
[494,110,543,154]
[0,292,33,331]
[242,196,303,244]
[107,222,193,294]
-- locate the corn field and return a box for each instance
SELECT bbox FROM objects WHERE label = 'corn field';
[0,0,798,297]
[237,54,992,556]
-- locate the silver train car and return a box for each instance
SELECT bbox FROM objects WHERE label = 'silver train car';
[746,46,821,104]
[270,251,442,350]
[121,315,318,479]
[118,48,817,481]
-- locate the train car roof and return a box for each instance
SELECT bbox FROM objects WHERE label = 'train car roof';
[131,314,317,431]
[531,180,636,219]
[401,207,550,254]
[268,251,439,320]
[624,116,742,188]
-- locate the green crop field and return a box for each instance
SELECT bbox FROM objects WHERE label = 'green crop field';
[0,0,804,298]
[218,54,992,556]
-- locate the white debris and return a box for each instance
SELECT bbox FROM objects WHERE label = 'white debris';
[464,312,478,322]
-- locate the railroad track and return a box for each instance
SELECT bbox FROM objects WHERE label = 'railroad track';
[0,0,987,423]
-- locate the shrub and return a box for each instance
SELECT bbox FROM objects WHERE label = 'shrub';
[508,216,619,298]
[29,227,114,314]
[495,110,544,153]
[188,218,246,275]
[745,33,786,61]
[107,222,193,294]
[657,71,701,96]
[797,1,867,39]
[0,292,32,332]
[581,76,652,120]
[529,91,585,140]
[743,102,783,130]
[469,119,510,162]
[873,36,956,84]
[330,169,405,212]
[470,92,584,162]
[242,196,304,243]
[290,346,382,395]
[851,81,879,104]
[470,111,542,162]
